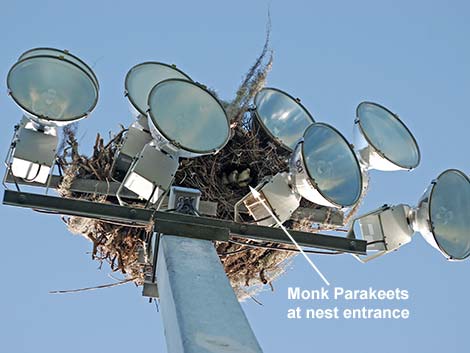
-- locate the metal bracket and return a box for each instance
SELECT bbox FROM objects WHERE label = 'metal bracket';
[143,231,161,299]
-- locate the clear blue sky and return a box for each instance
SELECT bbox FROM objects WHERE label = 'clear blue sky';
[1,1,469,352]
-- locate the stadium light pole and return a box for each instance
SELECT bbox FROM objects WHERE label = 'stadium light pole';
[9,46,467,353]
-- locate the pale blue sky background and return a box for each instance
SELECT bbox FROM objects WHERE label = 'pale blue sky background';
[1,1,469,352]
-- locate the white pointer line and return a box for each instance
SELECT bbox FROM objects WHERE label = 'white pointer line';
[249,186,331,286]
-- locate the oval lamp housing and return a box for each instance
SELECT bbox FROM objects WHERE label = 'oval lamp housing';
[18,47,99,89]
[125,62,191,117]
[254,87,315,151]
[7,53,98,126]
[290,122,363,208]
[147,78,230,158]
[354,102,420,171]
[411,169,470,260]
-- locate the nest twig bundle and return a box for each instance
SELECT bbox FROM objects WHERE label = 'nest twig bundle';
[56,30,364,300]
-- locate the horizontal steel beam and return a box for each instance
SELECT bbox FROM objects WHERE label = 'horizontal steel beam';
[5,173,217,216]
[154,211,365,254]
[154,220,230,242]
[2,190,367,254]
[3,190,153,225]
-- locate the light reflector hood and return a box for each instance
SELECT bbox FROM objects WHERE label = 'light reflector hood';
[147,79,230,157]
[125,62,191,117]
[254,87,315,151]
[412,169,470,260]
[354,102,420,171]
[7,52,98,126]
[290,123,363,208]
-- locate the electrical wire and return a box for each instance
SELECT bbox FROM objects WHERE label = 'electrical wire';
[32,208,149,228]
[32,208,61,215]
[367,240,386,246]
[98,219,150,228]
[23,165,42,182]
[226,239,343,255]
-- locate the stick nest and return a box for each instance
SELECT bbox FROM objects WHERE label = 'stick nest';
[56,30,361,300]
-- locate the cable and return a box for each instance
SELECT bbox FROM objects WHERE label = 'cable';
[367,240,386,247]
[191,207,201,217]
[32,208,149,228]
[33,208,61,215]
[226,239,343,255]
[98,219,150,228]
[23,165,42,182]
[56,157,63,177]
[172,197,200,216]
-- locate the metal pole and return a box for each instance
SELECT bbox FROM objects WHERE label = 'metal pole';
[157,235,263,353]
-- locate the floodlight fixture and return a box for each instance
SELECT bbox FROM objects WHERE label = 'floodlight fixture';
[113,115,153,179]
[354,102,420,171]
[114,62,191,179]
[290,122,363,208]
[7,49,99,126]
[253,87,315,151]
[9,118,58,184]
[118,78,229,205]
[18,47,99,89]
[125,62,192,118]
[350,169,470,262]
[118,143,179,206]
[239,172,301,226]
[6,48,99,184]
[412,169,470,260]
[147,78,230,158]
[238,122,362,226]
